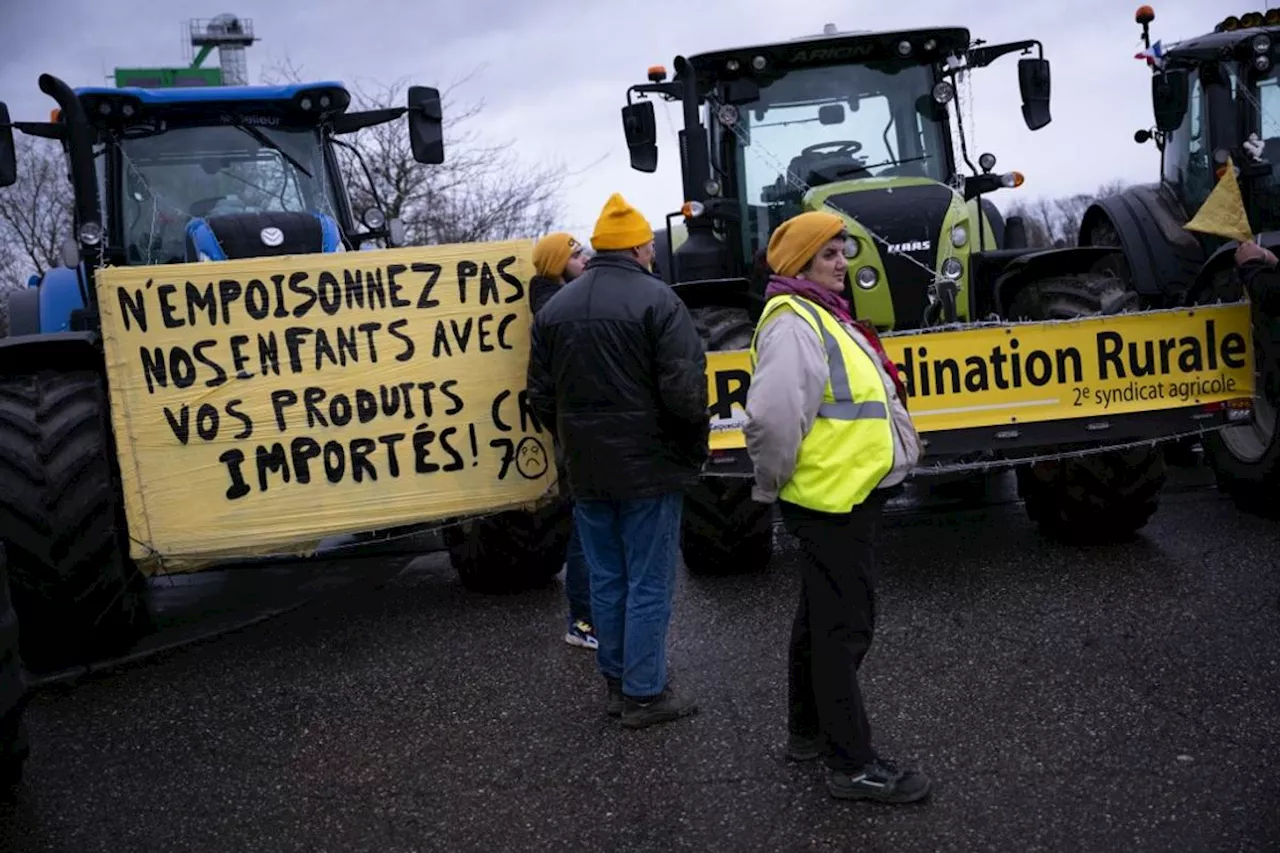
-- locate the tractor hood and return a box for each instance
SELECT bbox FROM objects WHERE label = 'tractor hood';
[801,175,993,331]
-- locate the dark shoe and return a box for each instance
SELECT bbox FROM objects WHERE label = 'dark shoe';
[620,688,698,729]
[786,733,822,762]
[605,678,623,717]
[827,758,932,804]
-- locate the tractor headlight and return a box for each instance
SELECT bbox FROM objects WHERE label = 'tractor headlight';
[1254,34,1273,53]
[843,236,861,259]
[950,224,968,248]
[855,266,879,289]
[362,207,386,229]
[941,258,964,280]
[1257,56,1272,72]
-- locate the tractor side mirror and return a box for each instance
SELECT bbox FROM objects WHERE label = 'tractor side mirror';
[1151,69,1189,132]
[622,101,658,173]
[0,103,16,188]
[407,86,445,165]
[1018,58,1052,131]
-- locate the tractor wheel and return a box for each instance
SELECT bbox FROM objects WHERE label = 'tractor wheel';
[1191,267,1280,516]
[0,544,30,792]
[1008,275,1167,542]
[681,305,774,576]
[0,371,151,672]
[444,498,574,594]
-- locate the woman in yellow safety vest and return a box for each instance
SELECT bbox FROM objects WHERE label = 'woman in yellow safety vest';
[743,210,928,805]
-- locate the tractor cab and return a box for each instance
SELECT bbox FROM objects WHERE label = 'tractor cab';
[1134,7,1280,242]
[621,25,1052,331]
[0,74,443,334]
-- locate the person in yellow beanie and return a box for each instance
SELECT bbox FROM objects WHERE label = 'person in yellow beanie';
[528,231,597,652]
[531,232,588,314]
[744,209,928,804]
[527,192,706,729]
[590,192,657,271]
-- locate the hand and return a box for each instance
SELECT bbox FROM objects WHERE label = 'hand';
[1235,240,1277,267]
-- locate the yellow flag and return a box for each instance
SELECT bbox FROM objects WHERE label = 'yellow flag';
[1184,157,1254,243]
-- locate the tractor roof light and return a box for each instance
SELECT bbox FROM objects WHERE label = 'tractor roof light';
[1135,5,1155,25]
[1268,8,1280,24]
[725,59,740,72]
[896,40,913,57]
[1219,15,1241,32]
[979,152,997,173]
[752,55,767,70]
[648,65,668,82]
[1242,11,1265,28]
[362,207,386,229]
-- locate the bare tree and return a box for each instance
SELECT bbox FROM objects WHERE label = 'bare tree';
[262,57,592,246]
[0,135,72,334]
[1004,180,1129,248]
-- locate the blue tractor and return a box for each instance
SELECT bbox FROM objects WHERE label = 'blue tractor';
[0,74,446,671]
[1081,7,1280,515]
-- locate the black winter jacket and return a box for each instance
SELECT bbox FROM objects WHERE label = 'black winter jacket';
[527,254,709,501]
[529,275,561,316]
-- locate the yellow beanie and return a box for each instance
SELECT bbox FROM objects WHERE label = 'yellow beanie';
[591,192,654,251]
[766,211,847,278]
[533,232,577,279]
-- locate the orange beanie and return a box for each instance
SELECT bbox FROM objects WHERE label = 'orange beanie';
[766,211,847,278]
[533,232,577,279]
[591,193,654,251]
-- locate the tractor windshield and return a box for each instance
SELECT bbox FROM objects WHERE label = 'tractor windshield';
[722,60,952,254]
[116,124,340,264]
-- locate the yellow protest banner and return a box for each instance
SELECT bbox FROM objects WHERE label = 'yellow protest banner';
[706,304,1256,449]
[97,240,554,572]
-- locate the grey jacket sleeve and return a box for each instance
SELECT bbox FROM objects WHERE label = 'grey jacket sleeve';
[743,310,828,504]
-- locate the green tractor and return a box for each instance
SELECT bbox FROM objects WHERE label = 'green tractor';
[1081,6,1280,514]
[617,24,1199,574]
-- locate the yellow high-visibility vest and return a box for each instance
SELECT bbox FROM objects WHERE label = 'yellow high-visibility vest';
[749,294,896,513]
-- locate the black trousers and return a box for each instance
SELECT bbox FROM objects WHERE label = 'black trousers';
[780,494,885,772]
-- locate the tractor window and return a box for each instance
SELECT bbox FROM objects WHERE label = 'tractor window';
[728,61,951,254]
[1163,74,1213,212]
[117,125,336,264]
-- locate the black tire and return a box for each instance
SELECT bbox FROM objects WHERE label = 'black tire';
[444,498,574,594]
[1191,267,1280,516]
[1007,275,1167,542]
[681,305,774,576]
[0,543,30,792]
[0,371,151,672]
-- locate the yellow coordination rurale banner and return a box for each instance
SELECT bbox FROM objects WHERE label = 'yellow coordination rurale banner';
[705,303,1257,450]
[97,239,554,571]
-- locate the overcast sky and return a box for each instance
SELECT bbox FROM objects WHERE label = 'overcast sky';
[0,0,1228,238]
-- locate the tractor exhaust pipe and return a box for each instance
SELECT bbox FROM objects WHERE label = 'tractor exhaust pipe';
[39,74,102,311]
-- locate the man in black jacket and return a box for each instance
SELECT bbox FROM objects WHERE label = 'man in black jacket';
[527,193,709,729]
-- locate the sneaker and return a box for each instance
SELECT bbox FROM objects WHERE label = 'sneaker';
[605,678,623,717]
[564,620,599,650]
[786,732,823,762]
[620,688,698,729]
[827,757,932,804]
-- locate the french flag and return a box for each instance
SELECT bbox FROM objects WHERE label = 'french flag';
[1135,41,1166,68]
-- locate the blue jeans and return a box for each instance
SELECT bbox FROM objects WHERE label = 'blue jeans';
[564,518,593,627]
[573,492,684,698]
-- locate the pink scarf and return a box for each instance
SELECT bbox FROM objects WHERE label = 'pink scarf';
[765,275,908,402]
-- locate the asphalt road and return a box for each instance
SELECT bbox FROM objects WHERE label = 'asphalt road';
[2,467,1278,853]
